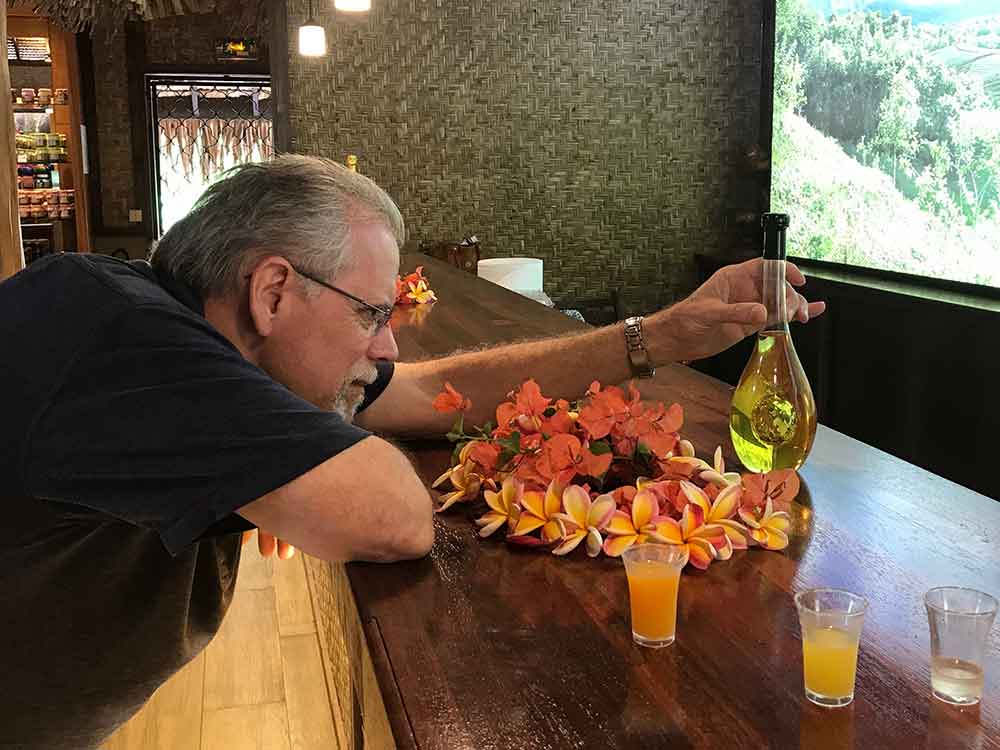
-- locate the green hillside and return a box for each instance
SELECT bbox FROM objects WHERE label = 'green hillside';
[772,111,1000,286]
[932,45,1000,105]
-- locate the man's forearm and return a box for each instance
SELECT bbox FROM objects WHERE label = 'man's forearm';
[405,310,680,431]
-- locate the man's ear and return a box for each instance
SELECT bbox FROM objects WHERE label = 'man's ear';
[246,256,297,337]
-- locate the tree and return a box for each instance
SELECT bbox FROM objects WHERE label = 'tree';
[874,69,921,187]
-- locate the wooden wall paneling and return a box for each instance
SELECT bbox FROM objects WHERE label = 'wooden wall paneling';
[2,9,25,279]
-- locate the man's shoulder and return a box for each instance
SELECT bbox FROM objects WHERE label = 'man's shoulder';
[45,253,182,309]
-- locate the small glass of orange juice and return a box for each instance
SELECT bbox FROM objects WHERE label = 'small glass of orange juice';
[794,588,868,708]
[621,544,687,648]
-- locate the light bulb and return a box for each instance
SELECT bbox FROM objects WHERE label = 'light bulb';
[298,23,326,56]
[335,0,371,11]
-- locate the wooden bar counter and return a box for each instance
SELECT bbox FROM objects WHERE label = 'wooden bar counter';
[303,254,1000,750]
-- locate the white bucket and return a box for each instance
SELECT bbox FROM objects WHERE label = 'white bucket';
[477,257,544,294]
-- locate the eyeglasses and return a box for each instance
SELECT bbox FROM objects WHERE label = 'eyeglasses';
[291,265,394,333]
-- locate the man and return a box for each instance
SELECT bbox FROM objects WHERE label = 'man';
[0,155,824,749]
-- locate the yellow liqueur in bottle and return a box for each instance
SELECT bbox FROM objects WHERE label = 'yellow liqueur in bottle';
[729,213,816,473]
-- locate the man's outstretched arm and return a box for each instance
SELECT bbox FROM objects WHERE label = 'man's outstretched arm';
[357,259,826,438]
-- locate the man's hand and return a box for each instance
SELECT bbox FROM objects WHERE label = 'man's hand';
[647,258,827,363]
[241,529,296,560]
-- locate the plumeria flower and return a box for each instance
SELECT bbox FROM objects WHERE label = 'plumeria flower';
[657,503,729,570]
[699,446,742,488]
[405,277,437,304]
[552,487,616,557]
[432,462,485,512]
[678,481,749,560]
[602,488,676,557]
[512,480,564,543]
[476,476,523,537]
[738,497,791,551]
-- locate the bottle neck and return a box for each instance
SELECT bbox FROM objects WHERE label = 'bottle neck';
[763,258,789,332]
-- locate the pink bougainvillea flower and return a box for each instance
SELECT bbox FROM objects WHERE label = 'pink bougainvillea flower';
[512,480,564,542]
[476,476,523,538]
[602,488,676,557]
[552,486,616,557]
[656,503,729,570]
[741,469,800,514]
[433,382,471,413]
[739,496,791,551]
[657,455,711,481]
[678,481,749,560]
[700,446,742,488]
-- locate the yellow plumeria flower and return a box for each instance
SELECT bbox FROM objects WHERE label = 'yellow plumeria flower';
[476,476,522,537]
[699,446,742,488]
[513,480,565,542]
[678,481,749,560]
[738,497,791,551]
[552,487,616,557]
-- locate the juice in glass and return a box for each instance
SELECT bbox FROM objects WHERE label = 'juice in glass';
[621,544,687,648]
[794,588,868,708]
[802,627,860,700]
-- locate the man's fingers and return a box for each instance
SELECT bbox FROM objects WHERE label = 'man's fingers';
[786,262,807,286]
[277,540,295,560]
[716,301,767,327]
[806,300,826,319]
[257,531,277,558]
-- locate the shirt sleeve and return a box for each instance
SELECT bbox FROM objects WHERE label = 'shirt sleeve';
[23,304,373,556]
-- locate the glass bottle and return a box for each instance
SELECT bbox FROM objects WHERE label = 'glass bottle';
[346,154,358,172]
[729,213,817,472]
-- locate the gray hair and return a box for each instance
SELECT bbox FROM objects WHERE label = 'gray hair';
[150,154,405,297]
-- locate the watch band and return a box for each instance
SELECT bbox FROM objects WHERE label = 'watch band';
[623,316,655,379]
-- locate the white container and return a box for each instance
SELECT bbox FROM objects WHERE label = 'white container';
[477,257,544,293]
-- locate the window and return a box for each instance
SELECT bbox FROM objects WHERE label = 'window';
[148,75,272,236]
[770,0,1000,288]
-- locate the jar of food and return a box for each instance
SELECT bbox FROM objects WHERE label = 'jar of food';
[19,206,31,220]
[32,206,47,220]
[17,191,30,205]
[45,132,59,147]
[30,191,46,205]
[18,175,35,190]
[59,207,72,219]
[49,189,61,204]
[54,88,69,105]
[31,132,47,148]
[37,88,52,106]
[62,190,75,205]
[20,88,35,104]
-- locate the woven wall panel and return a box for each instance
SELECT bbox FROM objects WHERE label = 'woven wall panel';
[92,25,133,229]
[287,0,761,311]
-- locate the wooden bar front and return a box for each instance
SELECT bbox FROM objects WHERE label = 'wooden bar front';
[305,254,1000,750]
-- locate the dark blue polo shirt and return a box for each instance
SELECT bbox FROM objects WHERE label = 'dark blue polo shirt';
[0,253,392,749]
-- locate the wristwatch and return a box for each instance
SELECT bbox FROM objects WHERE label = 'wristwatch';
[623,316,655,379]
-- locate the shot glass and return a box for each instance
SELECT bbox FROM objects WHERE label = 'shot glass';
[621,544,687,648]
[794,588,868,708]
[925,586,997,706]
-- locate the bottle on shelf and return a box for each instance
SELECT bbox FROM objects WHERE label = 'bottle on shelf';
[346,154,358,173]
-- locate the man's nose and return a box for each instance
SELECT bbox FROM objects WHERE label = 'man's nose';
[368,323,399,361]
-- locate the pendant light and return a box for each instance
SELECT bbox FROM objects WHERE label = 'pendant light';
[298,0,326,57]
[334,0,371,11]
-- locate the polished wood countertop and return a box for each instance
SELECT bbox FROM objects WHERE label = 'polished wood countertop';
[312,254,1000,750]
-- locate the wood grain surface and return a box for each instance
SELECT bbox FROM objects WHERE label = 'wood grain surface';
[339,254,1000,750]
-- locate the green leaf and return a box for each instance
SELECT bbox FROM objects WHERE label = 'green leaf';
[451,441,466,465]
[496,431,522,455]
[588,439,612,456]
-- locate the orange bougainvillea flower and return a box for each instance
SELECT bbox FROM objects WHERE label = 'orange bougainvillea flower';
[741,469,800,514]
[512,480,564,542]
[739,497,791,551]
[677,481,749,560]
[656,503,729,570]
[602,488,677,557]
[552,487,616,557]
[433,382,472,413]
[494,379,552,436]
[476,476,523,538]
[535,433,613,485]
